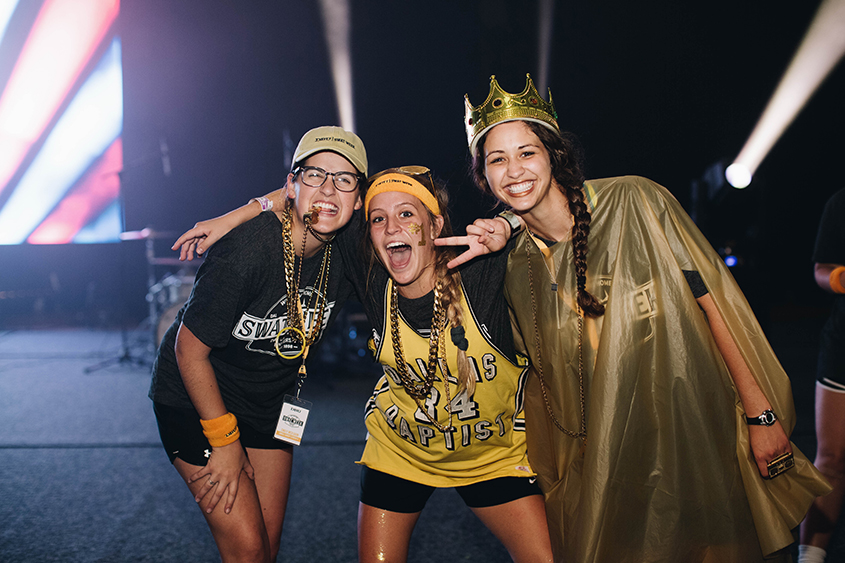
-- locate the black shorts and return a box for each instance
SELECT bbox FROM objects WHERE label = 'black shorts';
[817,328,845,389]
[359,466,542,513]
[153,402,292,466]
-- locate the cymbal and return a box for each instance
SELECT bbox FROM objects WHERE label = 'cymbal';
[120,228,178,241]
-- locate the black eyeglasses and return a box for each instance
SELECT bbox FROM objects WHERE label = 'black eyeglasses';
[294,166,361,192]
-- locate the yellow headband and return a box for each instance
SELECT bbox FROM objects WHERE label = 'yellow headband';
[364,173,440,217]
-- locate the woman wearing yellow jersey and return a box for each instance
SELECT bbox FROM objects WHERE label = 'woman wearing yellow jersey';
[352,167,552,562]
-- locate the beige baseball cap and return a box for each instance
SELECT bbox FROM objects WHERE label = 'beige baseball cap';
[291,126,368,176]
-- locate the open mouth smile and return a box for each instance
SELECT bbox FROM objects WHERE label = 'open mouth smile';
[385,241,412,269]
[505,180,534,196]
[311,201,339,216]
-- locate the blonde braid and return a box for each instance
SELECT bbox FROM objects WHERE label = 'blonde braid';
[437,262,476,397]
[423,176,477,399]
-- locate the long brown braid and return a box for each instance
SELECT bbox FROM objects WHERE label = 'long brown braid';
[471,121,605,318]
[365,169,477,396]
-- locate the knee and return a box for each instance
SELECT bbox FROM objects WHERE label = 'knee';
[815,447,845,480]
[220,530,271,563]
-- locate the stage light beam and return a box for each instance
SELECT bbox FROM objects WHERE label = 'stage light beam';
[725,163,752,189]
[318,0,354,132]
[536,0,554,94]
[727,0,845,188]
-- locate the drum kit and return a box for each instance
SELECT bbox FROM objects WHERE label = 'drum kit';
[120,227,198,350]
[83,227,197,373]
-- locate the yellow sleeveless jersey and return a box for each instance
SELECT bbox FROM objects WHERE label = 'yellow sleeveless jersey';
[357,279,534,487]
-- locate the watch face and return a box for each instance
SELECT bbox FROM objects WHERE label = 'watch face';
[762,411,777,425]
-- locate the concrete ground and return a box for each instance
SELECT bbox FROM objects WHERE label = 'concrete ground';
[0,322,841,562]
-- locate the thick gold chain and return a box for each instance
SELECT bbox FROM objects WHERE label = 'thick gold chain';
[281,205,332,350]
[525,240,587,446]
[389,280,454,432]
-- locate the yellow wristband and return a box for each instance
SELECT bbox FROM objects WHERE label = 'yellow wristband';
[830,266,845,294]
[200,412,240,447]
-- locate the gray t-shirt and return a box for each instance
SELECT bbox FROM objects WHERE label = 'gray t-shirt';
[149,211,354,433]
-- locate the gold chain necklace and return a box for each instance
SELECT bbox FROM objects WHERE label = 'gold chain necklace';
[277,206,331,390]
[525,237,587,450]
[389,280,454,432]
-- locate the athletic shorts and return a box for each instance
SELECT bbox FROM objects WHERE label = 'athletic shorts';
[359,466,542,513]
[153,402,292,466]
[817,328,845,389]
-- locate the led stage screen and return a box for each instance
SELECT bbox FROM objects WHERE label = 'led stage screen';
[0,0,122,245]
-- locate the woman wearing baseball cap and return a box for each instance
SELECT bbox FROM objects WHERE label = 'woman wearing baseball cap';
[150,126,367,562]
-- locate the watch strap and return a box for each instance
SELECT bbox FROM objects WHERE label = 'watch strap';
[745,409,777,426]
[497,210,523,238]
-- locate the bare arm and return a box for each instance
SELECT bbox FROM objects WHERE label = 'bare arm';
[171,189,285,260]
[814,262,845,293]
[696,293,791,478]
[174,323,255,513]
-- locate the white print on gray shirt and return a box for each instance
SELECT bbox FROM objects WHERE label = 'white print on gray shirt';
[232,286,335,356]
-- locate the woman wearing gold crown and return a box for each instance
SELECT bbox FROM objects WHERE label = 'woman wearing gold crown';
[172,166,556,561]
[438,74,831,562]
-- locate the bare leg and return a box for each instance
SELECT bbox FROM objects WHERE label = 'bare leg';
[244,447,294,560]
[800,384,845,548]
[174,457,270,563]
[358,502,421,563]
[470,494,554,563]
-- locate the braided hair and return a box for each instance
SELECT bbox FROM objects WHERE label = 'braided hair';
[471,122,605,318]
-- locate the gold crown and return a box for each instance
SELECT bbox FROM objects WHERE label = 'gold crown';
[464,74,559,154]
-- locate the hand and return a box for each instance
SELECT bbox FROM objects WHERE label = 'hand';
[171,216,238,260]
[188,440,255,514]
[434,217,510,269]
[748,421,792,479]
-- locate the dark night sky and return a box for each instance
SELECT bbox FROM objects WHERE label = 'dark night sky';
[3,0,843,324]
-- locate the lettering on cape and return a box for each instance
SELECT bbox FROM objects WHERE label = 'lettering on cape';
[633,280,657,342]
[597,275,612,304]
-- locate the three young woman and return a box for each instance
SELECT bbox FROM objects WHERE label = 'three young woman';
[169,75,832,562]
[150,126,366,562]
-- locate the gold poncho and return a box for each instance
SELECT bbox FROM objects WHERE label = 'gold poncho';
[505,176,830,563]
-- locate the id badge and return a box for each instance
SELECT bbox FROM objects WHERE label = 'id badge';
[274,395,312,446]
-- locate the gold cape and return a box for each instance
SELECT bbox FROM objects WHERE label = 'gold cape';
[504,176,830,563]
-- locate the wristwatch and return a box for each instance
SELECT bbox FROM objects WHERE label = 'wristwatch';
[497,210,523,238]
[745,409,777,426]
